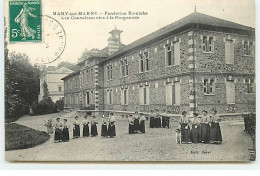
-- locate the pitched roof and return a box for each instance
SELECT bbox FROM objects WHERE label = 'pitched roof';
[61,68,80,80]
[104,12,254,61]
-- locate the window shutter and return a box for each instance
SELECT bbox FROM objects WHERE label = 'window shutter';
[225,40,234,64]
[226,81,235,104]
[166,84,172,105]
[146,87,150,105]
[120,89,124,105]
[175,82,180,105]
[139,87,144,105]
[174,43,180,65]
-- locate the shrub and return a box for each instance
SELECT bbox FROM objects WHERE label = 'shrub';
[55,98,64,111]
[32,97,57,115]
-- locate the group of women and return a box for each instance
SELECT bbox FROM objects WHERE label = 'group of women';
[149,110,170,128]
[128,112,146,134]
[179,108,222,144]
[54,113,117,142]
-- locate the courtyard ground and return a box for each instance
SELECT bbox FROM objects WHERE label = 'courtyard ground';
[5,111,253,161]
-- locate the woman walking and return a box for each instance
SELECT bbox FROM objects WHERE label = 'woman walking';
[101,115,108,137]
[201,110,211,143]
[191,113,201,143]
[108,113,116,137]
[210,108,222,144]
[62,119,70,142]
[139,113,146,133]
[82,115,90,137]
[179,111,191,144]
[128,115,134,134]
[133,111,140,133]
[73,116,80,139]
[54,118,63,142]
[91,116,98,137]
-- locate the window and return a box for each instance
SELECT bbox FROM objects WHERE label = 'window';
[140,55,144,72]
[82,72,85,85]
[86,70,89,84]
[107,90,113,105]
[139,85,149,105]
[107,65,110,80]
[244,41,254,56]
[110,64,113,79]
[121,58,128,77]
[166,81,180,105]
[166,45,172,66]
[86,92,90,105]
[226,80,235,104]
[225,39,234,64]
[121,88,128,105]
[144,51,149,71]
[166,42,180,66]
[58,86,62,92]
[245,78,254,93]
[202,36,214,52]
[203,79,215,95]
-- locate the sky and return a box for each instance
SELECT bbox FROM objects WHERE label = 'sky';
[6,0,255,66]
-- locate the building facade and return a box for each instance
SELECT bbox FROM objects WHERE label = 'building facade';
[62,12,255,115]
[39,67,73,102]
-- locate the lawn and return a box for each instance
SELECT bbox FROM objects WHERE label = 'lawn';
[5,123,50,151]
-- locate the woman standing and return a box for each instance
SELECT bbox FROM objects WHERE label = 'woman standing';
[139,113,146,133]
[54,118,63,142]
[179,111,191,144]
[91,116,98,137]
[201,110,211,143]
[82,115,90,137]
[149,110,155,128]
[108,113,116,137]
[101,115,108,137]
[128,115,134,134]
[133,112,140,133]
[73,116,80,139]
[191,113,201,143]
[210,108,222,144]
[62,119,70,142]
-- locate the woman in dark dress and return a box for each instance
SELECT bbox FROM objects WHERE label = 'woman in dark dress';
[179,111,191,144]
[201,110,211,143]
[73,116,80,138]
[108,113,116,137]
[128,115,134,134]
[210,108,222,144]
[149,110,155,128]
[133,111,140,133]
[155,110,161,128]
[62,119,70,142]
[191,113,201,143]
[101,115,108,137]
[54,118,63,142]
[91,116,98,137]
[139,113,146,133]
[82,115,90,137]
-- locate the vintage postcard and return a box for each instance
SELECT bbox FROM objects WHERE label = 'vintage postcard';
[4,0,256,162]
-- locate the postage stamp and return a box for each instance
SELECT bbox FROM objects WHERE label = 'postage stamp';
[9,0,42,42]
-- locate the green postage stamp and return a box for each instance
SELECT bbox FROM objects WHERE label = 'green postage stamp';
[9,0,42,42]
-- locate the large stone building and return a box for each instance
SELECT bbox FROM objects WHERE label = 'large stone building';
[62,12,255,115]
[39,67,73,102]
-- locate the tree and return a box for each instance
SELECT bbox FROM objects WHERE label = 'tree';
[42,80,50,100]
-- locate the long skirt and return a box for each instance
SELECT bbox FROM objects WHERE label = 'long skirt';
[129,124,134,134]
[83,124,90,137]
[108,123,116,137]
[54,128,62,141]
[191,125,201,143]
[155,118,161,128]
[133,119,139,132]
[150,117,155,128]
[73,125,80,138]
[62,128,69,142]
[101,124,108,137]
[181,123,190,143]
[162,116,166,128]
[91,124,98,136]
[201,123,210,143]
[210,122,222,143]
[139,120,145,133]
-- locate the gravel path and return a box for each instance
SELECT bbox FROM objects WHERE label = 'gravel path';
[5,112,252,161]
